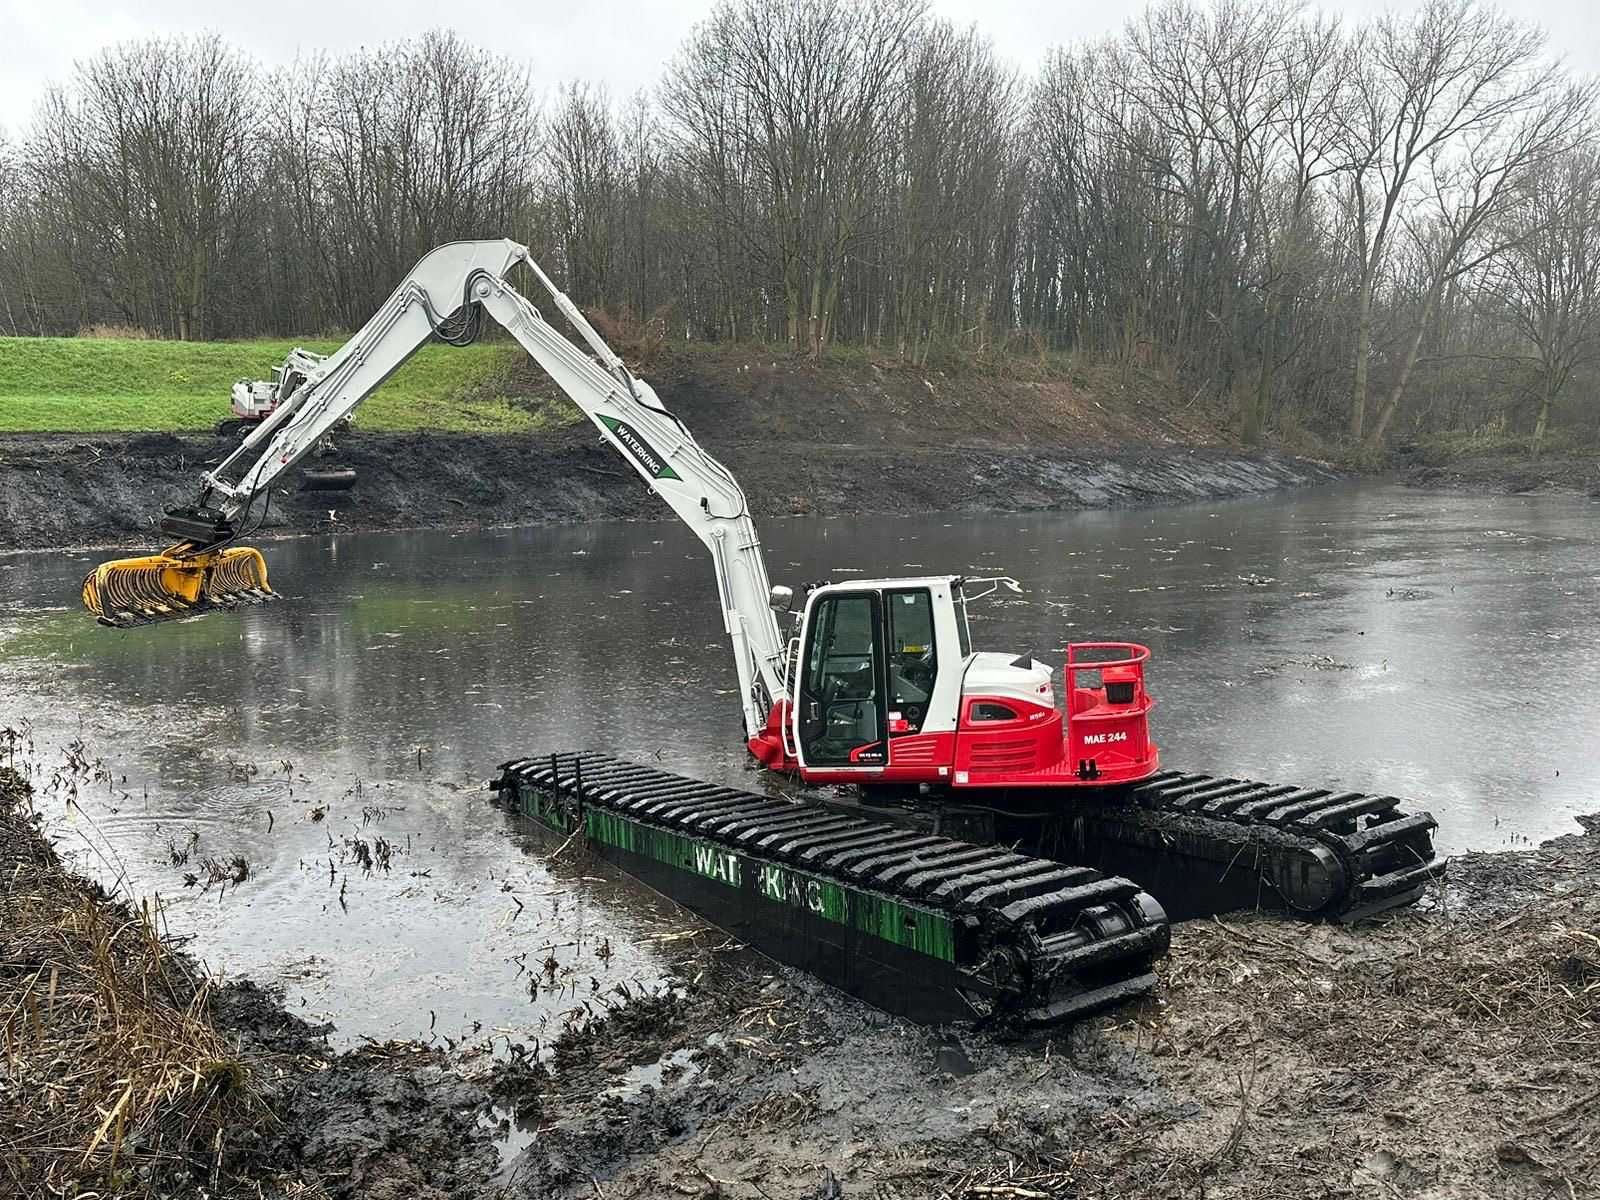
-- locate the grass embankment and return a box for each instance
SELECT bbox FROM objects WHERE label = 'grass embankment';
[2,329,1281,454]
[0,336,581,434]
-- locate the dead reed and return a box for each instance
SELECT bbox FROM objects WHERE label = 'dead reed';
[0,767,263,1198]
[1142,854,1600,1195]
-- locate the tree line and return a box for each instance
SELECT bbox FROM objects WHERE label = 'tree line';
[1,0,1597,452]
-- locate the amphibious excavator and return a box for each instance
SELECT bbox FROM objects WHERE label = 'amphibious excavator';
[81,239,1443,1029]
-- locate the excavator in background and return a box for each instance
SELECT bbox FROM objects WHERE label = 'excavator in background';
[80,239,1443,1029]
[216,347,327,438]
[216,347,358,493]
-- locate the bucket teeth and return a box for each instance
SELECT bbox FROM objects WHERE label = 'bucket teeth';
[81,547,278,629]
[203,548,273,601]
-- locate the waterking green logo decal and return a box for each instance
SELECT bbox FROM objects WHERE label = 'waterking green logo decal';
[598,414,681,480]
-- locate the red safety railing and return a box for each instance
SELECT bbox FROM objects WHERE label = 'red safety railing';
[1064,641,1151,673]
[1065,643,1152,713]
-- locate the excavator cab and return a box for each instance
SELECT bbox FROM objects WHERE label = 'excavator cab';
[790,577,967,777]
[785,576,1158,790]
[794,590,882,765]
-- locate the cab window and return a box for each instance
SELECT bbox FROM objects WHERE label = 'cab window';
[799,592,883,765]
[886,589,937,731]
[969,701,1019,722]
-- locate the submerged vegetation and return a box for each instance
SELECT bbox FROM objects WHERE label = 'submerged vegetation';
[0,766,259,1195]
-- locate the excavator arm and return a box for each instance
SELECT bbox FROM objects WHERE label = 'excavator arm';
[82,239,791,739]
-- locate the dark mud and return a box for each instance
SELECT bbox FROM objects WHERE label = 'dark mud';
[213,981,503,1200]
[0,428,1336,553]
[7,755,1598,1198]
[1400,446,1600,497]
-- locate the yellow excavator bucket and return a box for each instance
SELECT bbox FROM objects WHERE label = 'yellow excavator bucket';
[81,546,278,629]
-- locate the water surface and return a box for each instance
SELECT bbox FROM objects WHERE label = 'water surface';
[2,481,1595,1040]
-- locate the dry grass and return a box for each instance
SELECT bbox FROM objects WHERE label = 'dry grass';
[0,767,264,1198]
[583,304,671,370]
[76,323,156,340]
[942,1166,1079,1199]
[1165,910,1600,1065]
[840,844,1600,1200]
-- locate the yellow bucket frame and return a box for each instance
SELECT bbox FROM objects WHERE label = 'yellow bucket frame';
[81,546,276,628]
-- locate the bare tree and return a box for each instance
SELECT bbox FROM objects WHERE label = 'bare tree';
[1340,0,1561,440]
[23,36,260,338]
[1478,144,1600,454]
[0,135,23,334]
[549,83,622,308]
[665,0,924,354]
[4,4,1600,456]
[308,32,540,326]
[887,21,1020,362]
[1246,15,1349,440]
[1364,77,1592,445]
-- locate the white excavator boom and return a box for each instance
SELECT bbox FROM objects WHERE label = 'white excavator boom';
[81,239,790,739]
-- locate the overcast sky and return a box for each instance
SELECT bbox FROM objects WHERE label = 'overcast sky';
[3,0,1597,141]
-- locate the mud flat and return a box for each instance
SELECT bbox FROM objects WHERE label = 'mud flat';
[488,812,1600,1200]
[0,429,1335,553]
[0,765,500,1199]
[1402,448,1600,498]
[3,761,1595,1199]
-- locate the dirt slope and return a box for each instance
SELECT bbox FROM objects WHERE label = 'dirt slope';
[0,346,1343,553]
[627,346,1234,450]
[0,427,1332,554]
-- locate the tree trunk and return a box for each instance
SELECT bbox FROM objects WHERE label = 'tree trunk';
[808,267,825,358]
[1532,368,1554,458]
[1350,271,1373,440]
[1247,291,1278,445]
[1366,283,1442,448]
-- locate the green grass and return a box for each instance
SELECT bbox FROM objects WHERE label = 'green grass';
[0,335,578,433]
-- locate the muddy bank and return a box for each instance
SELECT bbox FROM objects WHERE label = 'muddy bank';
[0,764,502,1199]
[8,740,1598,1199]
[1399,445,1600,497]
[0,428,1336,553]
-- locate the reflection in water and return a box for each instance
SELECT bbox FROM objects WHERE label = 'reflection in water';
[2,482,1597,1041]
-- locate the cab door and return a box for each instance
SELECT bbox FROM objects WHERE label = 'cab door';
[884,588,938,737]
[794,590,887,768]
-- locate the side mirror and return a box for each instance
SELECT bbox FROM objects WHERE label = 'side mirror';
[769,585,794,612]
